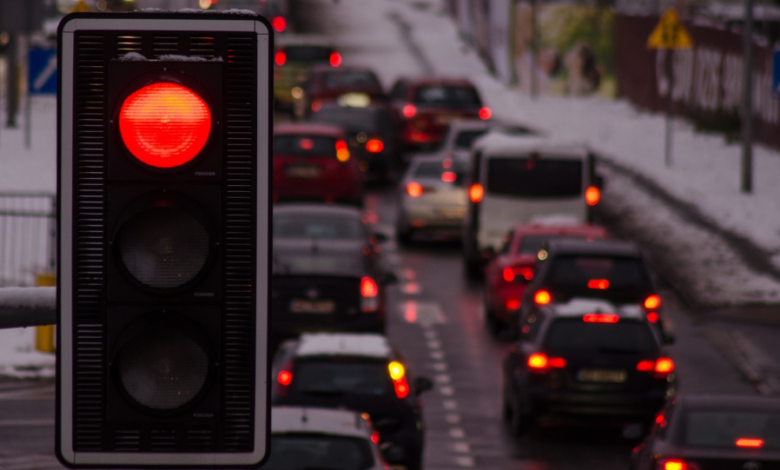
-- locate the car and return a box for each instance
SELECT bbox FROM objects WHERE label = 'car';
[462,133,603,277]
[308,103,399,181]
[293,65,386,119]
[630,395,780,470]
[503,297,676,435]
[424,119,536,164]
[518,238,666,334]
[264,406,387,470]
[395,155,468,244]
[274,36,341,112]
[387,77,490,151]
[271,204,395,342]
[483,223,609,336]
[271,333,434,470]
[273,123,363,205]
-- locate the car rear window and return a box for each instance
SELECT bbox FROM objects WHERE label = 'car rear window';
[486,157,583,197]
[322,71,381,89]
[263,434,375,470]
[282,45,333,63]
[274,135,338,157]
[414,85,481,108]
[274,215,365,240]
[454,130,489,149]
[414,161,467,179]
[309,108,383,132]
[519,235,598,254]
[544,319,658,353]
[292,359,393,397]
[684,411,780,450]
[546,255,652,295]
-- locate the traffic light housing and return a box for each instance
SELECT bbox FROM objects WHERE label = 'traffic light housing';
[57,12,272,468]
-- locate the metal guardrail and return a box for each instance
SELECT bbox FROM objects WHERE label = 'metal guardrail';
[0,191,56,287]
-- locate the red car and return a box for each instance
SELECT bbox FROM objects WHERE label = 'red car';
[273,123,363,205]
[483,223,608,335]
[387,77,490,151]
[293,65,386,119]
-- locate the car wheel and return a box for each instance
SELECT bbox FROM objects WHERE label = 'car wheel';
[509,394,532,436]
[464,257,482,279]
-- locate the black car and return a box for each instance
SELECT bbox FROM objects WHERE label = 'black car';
[631,395,780,470]
[309,103,399,181]
[271,333,433,470]
[503,299,676,434]
[519,238,665,334]
[271,204,395,343]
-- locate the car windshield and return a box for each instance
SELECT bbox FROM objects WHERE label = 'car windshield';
[545,255,652,297]
[274,214,365,240]
[292,359,394,397]
[322,71,381,89]
[274,135,338,157]
[454,129,488,149]
[413,160,467,180]
[261,434,375,470]
[544,319,658,353]
[414,85,481,108]
[684,411,780,450]
[283,45,333,63]
[486,157,583,197]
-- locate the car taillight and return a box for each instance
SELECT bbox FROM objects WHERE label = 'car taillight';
[330,52,342,67]
[360,276,379,313]
[407,182,423,197]
[736,438,764,448]
[534,290,551,305]
[527,353,566,372]
[271,16,286,32]
[371,430,380,444]
[469,183,483,203]
[659,460,700,470]
[505,299,521,310]
[275,361,294,396]
[583,313,619,323]
[365,139,384,153]
[119,82,211,169]
[585,186,600,206]
[441,171,456,183]
[479,107,492,120]
[644,294,661,310]
[274,50,286,66]
[311,100,322,113]
[646,311,659,323]
[402,104,417,118]
[637,358,674,378]
[277,370,292,386]
[388,361,409,399]
[587,278,609,290]
[503,266,534,283]
[336,139,350,162]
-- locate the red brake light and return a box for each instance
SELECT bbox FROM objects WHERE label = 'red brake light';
[274,50,286,66]
[637,360,655,372]
[271,16,286,32]
[527,353,548,370]
[644,294,661,310]
[329,52,342,67]
[662,460,688,470]
[277,370,292,386]
[646,312,659,323]
[587,279,610,290]
[585,186,600,206]
[299,138,314,150]
[534,290,552,305]
[371,430,380,444]
[549,357,567,368]
[654,357,674,375]
[365,139,384,153]
[441,171,457,183]
[469,183,484,203]
[119,82,211,169]
[402,104,417,118]
[361,277,378,297]
[505,299,521,310]
[407,182,423,197]
[502,267,515,282]
[479,107,492,120]
[736,438,764,448]
[583,313,619,323]
[336,139,350,162]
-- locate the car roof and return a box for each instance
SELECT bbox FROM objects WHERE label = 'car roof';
[472,133,588,158]
[273,203,363,219]
[545,238,642,258]
[397,76,476,88]
[543,297,646,321]
[271,406,373,439]
[512,223,608,238]
[274,122,345,137]
[294,333,392,359]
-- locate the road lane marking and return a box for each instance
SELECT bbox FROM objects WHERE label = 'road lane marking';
[443,399,458,410]
[451,442,470,453]
[402,282,420,295]
[449,427,465,439]
[399,300,445,325]
[439,385,455,396]
[430,362,447,372]
[435,374,451,384]
[455,456,475,467]
[404,268,416,280]
[446,413,461,424]
[427,340,441,349]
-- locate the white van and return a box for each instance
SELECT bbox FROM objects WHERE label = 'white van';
[462,133,602,276]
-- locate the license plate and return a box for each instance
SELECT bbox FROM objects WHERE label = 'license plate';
[435,114,459,125]
[289,299,335,314]
[577,369,627,383]
[436,208,465,219]
[286,165,321,178]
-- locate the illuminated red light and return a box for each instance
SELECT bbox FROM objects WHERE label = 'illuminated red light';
[442,158,453,169]
[587,279,610,290]
[469,183,484,203]
[441,171,457,183]
[534,290,552,305]
[527,353,548,370]
[583,313,619,323]
[646,311,659,323]
[393,377,409,399]
[736,438,764,448]
[655,357,674,374]
[271,16,286,32]
[402,104,417,118]
[479,107,492,120]
[361,277,378,297]
[655,413,665,424]
[119,82,211,169]
[644,294,661,310]
[663,460,687,470]
[503,267,515,282]
[407,182,423,197]
[505,299,521,310]
[329,52,342,67]
[548,357,567,368]
[365,139,384,153]
[636,360,655,371]
[274,50,286,66]
[277,370,292,386]
[585,186,600,206]
[299,138,314,150]
[371,431,380,444]
[311,100,322,112]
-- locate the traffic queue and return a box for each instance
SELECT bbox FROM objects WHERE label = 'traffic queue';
[269,36,780,470]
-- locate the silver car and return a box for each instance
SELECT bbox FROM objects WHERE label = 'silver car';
[396,155,468,244]
[413,119,536,164]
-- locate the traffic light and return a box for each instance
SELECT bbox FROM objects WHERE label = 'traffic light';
[56,12,272,468]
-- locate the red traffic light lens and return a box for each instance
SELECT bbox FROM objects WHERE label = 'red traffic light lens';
[119,82,212,169]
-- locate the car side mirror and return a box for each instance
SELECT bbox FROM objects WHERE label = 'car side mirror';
[382,271,398,285]
[413,377,433,396]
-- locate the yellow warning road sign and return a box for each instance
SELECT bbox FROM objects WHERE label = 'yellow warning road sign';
[647,8,693,49]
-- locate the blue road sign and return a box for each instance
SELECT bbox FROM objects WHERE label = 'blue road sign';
[774,50,780,98]
[28,48,57,95]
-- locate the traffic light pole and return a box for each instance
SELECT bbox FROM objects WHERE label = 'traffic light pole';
[741,0,754,193]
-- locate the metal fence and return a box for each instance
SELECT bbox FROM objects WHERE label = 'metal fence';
[0,192,56,287]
